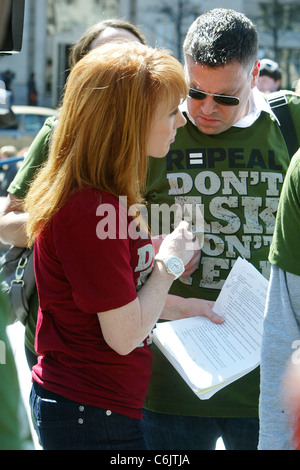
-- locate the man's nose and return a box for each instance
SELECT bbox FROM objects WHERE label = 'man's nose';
[198,96,218,114]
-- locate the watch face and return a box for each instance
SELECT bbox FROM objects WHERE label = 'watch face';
[168,257,184,274]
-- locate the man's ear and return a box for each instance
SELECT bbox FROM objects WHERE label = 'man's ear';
[251,60,260,88]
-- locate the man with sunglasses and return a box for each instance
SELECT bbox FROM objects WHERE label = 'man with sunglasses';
[143,8,300,450]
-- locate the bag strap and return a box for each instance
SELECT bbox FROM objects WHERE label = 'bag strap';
[10,282,29,325]
[267,93,299,159]
[9,248,34,324]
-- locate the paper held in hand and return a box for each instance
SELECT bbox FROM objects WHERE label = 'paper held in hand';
[152,257,269,400]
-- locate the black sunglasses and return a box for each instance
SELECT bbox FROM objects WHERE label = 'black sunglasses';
[188,88,240,106]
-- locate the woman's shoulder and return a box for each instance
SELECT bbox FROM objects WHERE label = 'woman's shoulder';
[56,187,120,223]
[70,187,119,207]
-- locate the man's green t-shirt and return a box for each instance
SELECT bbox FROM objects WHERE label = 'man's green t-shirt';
[8,116,55,356]
[8,116,56,199]
[269,148,300,276]
[145,102,297,417]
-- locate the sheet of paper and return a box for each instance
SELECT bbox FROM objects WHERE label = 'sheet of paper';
[153,257,269,399]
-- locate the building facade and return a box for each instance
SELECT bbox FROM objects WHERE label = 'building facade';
[0,0,299,109]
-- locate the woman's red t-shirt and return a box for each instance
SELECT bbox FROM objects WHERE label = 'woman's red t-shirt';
[32,188,154,419]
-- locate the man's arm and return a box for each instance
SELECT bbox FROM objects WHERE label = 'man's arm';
[0,118,56,249]
[259,265,300,450]
[0,193,28,247]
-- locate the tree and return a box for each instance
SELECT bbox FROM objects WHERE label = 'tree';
[258,0,300,63]
[156,0,200,62]
[256,0,300,87]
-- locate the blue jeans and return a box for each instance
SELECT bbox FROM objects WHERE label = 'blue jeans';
[142,409,259,450]
[30,383,147,450]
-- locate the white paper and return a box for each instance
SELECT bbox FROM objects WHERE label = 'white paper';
[153,257,269,399]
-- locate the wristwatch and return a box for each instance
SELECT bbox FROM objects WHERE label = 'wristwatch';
[154,255,185,280]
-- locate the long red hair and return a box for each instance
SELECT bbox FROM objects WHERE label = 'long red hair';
[25,42,187,247]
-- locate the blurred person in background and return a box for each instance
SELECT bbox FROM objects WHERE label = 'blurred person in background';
[257,59,281,93]
[259,148,300,450]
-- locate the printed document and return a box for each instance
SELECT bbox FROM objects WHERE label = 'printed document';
[152,257,268,399]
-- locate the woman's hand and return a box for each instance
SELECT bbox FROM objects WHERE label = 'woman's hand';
[152,222,201,277]
[151,234,165,255]
[161,295,224,324]
[182,246,201,277]
[156,220,194,266]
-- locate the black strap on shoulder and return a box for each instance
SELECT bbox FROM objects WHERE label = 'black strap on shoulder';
[267,93,299,160]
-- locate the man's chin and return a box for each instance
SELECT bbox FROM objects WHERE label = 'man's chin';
[190,115,224,134]
[195,121,226,135]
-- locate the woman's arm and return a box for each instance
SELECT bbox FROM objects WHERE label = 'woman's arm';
[98,221,223,355]
[98,267,223,356]
[98,221,190,355]
[98,260,174,355]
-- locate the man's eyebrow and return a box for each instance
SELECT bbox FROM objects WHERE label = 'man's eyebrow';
[189,81,240,97]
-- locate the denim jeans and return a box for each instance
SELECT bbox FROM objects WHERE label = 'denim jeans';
[30,382,147,450]
[142,409,259,450]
